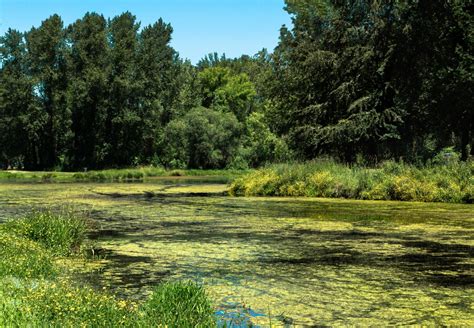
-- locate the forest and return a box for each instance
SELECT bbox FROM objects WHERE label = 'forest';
[1,0,472,171]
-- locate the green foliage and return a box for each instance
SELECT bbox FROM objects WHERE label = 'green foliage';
[198,67,256,122]
[163,107,242,169]
[0,279,138,327]
[267,0,473,162]
[230,159,474,203]
[0,278,216,328]
[241,112,293,167]
[5,210,88,256]
[67,12,109,169]
[143,281,216,327]
[1,5,472,170]
[26,14,71,169]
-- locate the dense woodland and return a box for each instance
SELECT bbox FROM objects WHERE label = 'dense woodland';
[0,0,472,170]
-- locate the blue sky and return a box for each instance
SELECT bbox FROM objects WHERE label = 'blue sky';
[0,0,292,63]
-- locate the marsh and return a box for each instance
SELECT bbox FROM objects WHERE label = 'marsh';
[0,178,472,326]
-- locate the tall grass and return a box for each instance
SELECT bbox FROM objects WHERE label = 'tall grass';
[0,278,216,327]
[4,210,88,256]
[229,159,474,203]
[143,281,216,327]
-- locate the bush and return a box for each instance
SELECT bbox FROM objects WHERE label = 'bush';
[229,169,280,196]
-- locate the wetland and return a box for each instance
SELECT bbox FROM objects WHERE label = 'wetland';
[0,178,473,326]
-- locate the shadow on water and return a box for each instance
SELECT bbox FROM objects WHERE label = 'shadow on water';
[1,180,473,326]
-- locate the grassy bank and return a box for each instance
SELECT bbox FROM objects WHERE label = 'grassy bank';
[230,160,474,203]
[0,211,216,327]
[0,167,249,182]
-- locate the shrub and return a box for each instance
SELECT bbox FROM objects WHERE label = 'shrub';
[307,171,335,197]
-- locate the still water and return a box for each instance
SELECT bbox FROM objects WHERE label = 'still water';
[0,179,473,326]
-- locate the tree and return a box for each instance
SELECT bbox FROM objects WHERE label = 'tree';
[105,12,141,166]
[268,0,473,162]
[198,67,256,122]
[136,19,180,162]
[26,14,70,169]
[0,29,43,169]
[163,107,242,169]
[67,12,109,169]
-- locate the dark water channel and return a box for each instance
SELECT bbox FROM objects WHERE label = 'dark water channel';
[0,179,473,326]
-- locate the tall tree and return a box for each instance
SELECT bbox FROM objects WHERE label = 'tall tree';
[105,12,140,166]
[269,0,473,162]
[67,13,110,169]
[0,29,43,169]
[26,14,70,169]
[136,19,179,162]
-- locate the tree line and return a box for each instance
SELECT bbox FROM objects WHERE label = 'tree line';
[1,1,472,170]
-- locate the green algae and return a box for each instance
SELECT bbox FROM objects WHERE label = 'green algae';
[0,180,473,326]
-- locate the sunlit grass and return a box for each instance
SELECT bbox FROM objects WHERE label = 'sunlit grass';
[4,210,88,256]
[230,159,474,203]
[143,281,216,327]
[0,230,57,278]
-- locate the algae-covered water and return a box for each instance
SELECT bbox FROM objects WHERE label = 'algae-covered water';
[0,179,473,326]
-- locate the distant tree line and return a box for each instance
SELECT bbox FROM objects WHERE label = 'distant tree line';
[0,1,472,170]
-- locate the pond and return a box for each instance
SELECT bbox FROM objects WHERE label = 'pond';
[0,178,473,326]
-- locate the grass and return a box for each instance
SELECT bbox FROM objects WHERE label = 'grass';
[4,210,88,256]
[229,159,474,203]
[0,210,217,327]
[0,166,249,182]
[0,230,57,278]
[0,279,215,328]
[143,281,216,327]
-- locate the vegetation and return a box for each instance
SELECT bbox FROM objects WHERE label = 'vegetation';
[0,167,248,182]
[4,210,88,256]
[1,1,472,171]
[230,159,474,203]
[0,211,216,327]
[143,282,216,327]
[268,0,473,162]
